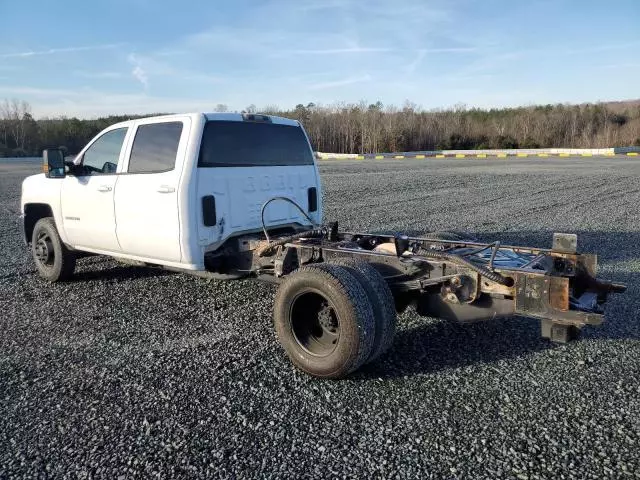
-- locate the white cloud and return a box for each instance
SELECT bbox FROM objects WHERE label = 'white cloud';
[406,50,427,74]
[563,41,640,55]
[598,62,640,69]
[0,85,92,97]
[127,54,149,89]
[0,44,123,59]
[124,52,224,87]
[73,71,123,79]
[0,85,221,118]
[132,66,149,89]
[292,0,353,12]
[308,74,372,90]
[279,47,392,56]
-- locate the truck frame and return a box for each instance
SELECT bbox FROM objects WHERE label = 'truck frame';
[207,217,626,376]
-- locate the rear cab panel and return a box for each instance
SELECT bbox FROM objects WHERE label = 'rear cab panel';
[192,113,322,260]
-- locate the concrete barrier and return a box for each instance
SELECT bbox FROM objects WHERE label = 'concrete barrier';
[614,146,640,154]
[316,146,640,160]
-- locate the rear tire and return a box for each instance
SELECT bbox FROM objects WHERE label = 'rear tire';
[273,264,375,379]
[31,217,76,282]
[325,259,396,363]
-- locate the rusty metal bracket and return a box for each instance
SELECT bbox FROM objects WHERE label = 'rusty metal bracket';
[515,273,603,327]
[552,233,578,254]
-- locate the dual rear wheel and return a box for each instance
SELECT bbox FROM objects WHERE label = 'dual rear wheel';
[273,261,396,379]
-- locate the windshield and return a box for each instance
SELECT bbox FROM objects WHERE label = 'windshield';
[198,120,314,167]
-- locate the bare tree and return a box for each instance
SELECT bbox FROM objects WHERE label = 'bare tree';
[0,99,32,151]
[3,97,640,157]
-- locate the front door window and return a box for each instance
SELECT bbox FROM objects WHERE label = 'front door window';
[79,128,128,175]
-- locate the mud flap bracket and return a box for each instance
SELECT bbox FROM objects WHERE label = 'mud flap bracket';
[515,272,603,342]
[540,319,580,343]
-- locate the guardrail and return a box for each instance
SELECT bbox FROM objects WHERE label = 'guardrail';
[317,146,640,160]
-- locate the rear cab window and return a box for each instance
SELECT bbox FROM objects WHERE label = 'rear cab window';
[198,120,314,167]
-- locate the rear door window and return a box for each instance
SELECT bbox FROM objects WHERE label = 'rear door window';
[128,122,183,173]
[198,121,314,167]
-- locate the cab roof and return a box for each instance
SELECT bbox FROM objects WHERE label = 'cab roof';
[111,112,300,128]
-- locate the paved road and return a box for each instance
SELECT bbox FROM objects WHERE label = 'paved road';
[1,156,639,479]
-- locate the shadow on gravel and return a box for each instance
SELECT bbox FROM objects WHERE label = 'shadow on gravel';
[0,271,35,281]
[71,265,174,282]
[354,229,639,380]
[356,316,555,380]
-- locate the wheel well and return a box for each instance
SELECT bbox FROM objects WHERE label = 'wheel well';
[24,203,54,244]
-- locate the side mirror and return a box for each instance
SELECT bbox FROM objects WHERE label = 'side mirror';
[43,149,66,178]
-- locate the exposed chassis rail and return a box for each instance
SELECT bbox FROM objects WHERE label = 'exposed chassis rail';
[250,224,626,343]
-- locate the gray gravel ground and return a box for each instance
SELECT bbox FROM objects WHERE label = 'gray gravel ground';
[1,156,639,479]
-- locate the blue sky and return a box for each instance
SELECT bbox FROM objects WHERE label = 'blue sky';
[0,0,638,118]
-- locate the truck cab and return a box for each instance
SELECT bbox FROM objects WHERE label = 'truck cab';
[21,112,322,276]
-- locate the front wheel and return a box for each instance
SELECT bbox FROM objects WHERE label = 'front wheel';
[273,264,376,379]
[31,218,76,282]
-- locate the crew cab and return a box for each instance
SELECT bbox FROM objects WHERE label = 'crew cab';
[20,112,626,379]
[22,112,321,275]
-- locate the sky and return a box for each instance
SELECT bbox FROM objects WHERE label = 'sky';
[0,0,638,118]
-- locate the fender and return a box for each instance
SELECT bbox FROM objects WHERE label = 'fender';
[21,173,68,244]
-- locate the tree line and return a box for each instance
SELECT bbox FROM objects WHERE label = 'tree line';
[1,98,639,157]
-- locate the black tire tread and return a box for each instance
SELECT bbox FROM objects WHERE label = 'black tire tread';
[32,217,76,282]
[323,259,396,362]
[273,264,375,378]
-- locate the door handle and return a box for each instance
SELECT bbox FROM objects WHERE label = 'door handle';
[157,185,175,193]
[97,185,112,192]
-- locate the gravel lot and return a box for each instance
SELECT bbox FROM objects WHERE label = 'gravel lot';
[1,156,639,479]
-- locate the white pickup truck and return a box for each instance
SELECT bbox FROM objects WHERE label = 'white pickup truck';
[21,112,626,378]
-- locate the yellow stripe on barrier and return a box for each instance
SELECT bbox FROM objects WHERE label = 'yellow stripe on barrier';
[497,153,507,158]
[538,154,549,157]
[559,153,570,157]
[476,154,487,158]
[436,154,445,158]
[606,153,615,156]
[581,153,593,157]
[456,154,466,158]
[517,153,528,157]
[628,152,639,156]
[356,155,364,160]
[394,155,404,159]
[415,155,425,159]
[375,155,384,160]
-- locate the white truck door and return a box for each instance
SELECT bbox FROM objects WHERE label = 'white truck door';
[113,119,189,262]
[60,127,129,252]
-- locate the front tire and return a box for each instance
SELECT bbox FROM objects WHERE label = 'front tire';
[273,264,375,379]
[31,217,76,282]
